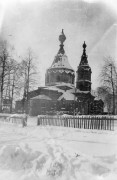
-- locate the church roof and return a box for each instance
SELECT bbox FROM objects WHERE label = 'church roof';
[56,82,74,90]
[44,86,64,93]
[68,87,91,94]
[58,91,75,101]
[31,95,52,100]
[44,83,74,92]
[50,30,74,72]
[51,54,74,70]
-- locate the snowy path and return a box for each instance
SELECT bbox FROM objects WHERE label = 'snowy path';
[0,118,117,180]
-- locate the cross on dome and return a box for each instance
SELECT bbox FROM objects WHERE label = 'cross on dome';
[83,41,87,56]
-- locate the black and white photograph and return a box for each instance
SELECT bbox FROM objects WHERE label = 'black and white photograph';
[0,0,117,179]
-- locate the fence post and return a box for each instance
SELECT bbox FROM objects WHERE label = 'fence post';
[107,116,109,130]
[112,116,114,131]
[37,116,39,125]
[73,116,75,128]
[87,116,90,129]
[104,117,106,130]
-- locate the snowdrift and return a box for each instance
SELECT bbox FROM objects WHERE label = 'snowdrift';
[0,143,117,180]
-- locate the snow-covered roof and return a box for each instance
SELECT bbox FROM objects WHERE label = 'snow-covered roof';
[44,83,75,92]
[58,91,75,101]
[51,54,74,71]
[79,64,90,67]
[56,82,74,89]
[44,86,64,93]
[78,80,91,83]
[77,90,91,94]
[94,96,103,101]
[48,69,74,74]
[68,88,90,94]
[31,95,52,100]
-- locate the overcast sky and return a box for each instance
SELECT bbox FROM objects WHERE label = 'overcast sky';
[0,0,117,89]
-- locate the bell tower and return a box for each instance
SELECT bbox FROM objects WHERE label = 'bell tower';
[76,42,92,91]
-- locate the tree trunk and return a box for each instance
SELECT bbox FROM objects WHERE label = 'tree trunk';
[110,65,115,115]
[1,56,6,112]
[11,72,15,113]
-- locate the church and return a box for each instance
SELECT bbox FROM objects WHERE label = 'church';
[15,30,104,115]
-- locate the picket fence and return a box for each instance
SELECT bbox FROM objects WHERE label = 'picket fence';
[0,114,10,123]
[0,114,26,126]
[37,115,116,131]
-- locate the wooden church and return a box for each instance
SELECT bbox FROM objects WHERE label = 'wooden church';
[15,30,104,115]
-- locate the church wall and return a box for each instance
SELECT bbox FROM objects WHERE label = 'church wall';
[77,68,91,81]
[57,100,75,114]
[76,81,91,91]
[29,98,76,116]
[29,99,54,116]
[45,69,74,86]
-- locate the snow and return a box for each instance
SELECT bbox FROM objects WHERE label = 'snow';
[31,95,52,100]
[10,114,27,118]
[56,82,75,88]
[44,85,90,99]
[0,115,117,180]
[78,79,91,83]
[43,84,91,101]
[94,96,102,101]
[44,86,64,93]
[58,91,75,100]
[51,53,74,71]
[67,87,90,94]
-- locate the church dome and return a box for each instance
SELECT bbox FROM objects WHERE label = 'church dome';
[51,53,73,70]
[45,30,75,86]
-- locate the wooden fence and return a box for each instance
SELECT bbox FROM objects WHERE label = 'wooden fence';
[0,114,27,127]
[0,114,10,123]
[37,115,116,131]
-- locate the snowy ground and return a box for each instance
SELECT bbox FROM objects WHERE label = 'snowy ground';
[0,116,117,180]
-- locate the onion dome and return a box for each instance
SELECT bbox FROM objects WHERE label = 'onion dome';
[45,30,75,86]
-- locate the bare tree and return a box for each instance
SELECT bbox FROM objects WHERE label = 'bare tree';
[0,40,21,113]
[99,56,117,114]
[6,59,22,113]
[0,43,39,113]
[0,40,11,112]
[96,86,112,114]
[20,48,38,113]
